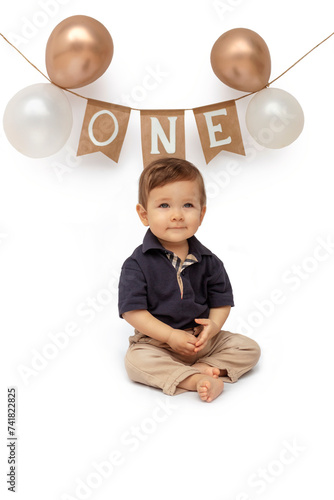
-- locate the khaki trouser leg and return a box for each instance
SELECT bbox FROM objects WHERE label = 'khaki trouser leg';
[125,341,202,396]
[197,330,261,383]
[124,330,261,396]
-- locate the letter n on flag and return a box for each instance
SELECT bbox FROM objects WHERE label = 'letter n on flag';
[193,100,245,164]
[77,100,131,162]
[140,109,185,168]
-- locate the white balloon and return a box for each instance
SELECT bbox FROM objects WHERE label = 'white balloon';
[245,87,304,149]
[3,83,73,158]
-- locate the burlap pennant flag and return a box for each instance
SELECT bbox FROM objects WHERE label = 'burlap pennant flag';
[77,99,131,162]
[193,100,245,163]
[140,109,185,168]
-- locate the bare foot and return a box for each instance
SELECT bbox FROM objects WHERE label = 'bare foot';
[193,362,220,379]
[197,377,224,402]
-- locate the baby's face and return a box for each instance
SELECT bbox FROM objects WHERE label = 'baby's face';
[137,179,206,245]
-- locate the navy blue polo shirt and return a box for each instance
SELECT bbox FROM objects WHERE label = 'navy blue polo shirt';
[118,229,234,330]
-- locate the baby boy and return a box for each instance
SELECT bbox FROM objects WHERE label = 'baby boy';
[118,158,260,402]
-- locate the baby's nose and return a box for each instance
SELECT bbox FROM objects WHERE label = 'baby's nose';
[171,210,184,220]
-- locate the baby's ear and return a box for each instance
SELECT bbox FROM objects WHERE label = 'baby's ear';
[136,204,149,226]
[200,205,206,224]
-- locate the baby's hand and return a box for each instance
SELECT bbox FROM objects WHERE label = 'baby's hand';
[193,318,220,353]
[167,329,197,356]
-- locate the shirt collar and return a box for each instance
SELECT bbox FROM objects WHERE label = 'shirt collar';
[142,228,212,261]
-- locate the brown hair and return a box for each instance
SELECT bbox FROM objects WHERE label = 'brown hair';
[138,157,206,209]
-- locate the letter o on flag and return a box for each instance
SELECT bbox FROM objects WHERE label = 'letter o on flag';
[88,110,119,146]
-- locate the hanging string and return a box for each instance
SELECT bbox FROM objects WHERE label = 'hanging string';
[1,31,333,109]
[0,33,87,100]
[267,31,334,87]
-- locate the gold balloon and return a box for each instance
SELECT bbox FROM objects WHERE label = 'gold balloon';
[211,28,271,93]
[45,15,114,89]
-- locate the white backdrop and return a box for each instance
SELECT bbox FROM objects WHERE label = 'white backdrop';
[1,1,333,499]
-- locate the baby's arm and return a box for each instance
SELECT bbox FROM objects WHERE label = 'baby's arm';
[194,305,231,353]
[122,309,197,356]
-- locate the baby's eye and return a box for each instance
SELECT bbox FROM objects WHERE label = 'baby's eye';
[184,203,193,208]
[159,203,169,208]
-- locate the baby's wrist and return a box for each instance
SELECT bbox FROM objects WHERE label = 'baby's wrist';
[210,321,221,337]
[165,327,176,346]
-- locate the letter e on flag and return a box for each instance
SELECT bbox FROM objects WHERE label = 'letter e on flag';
[193,100,245,163]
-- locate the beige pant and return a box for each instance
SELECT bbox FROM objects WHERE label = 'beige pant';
[125,329,261,395]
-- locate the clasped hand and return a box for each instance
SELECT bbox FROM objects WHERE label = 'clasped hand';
[167,318,220,356]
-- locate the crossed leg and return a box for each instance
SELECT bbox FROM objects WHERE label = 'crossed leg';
[178,371,224,402]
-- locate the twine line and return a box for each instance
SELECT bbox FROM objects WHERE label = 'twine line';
[1,31,333,110]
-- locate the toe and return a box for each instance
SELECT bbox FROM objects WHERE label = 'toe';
[197,380,211,400]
